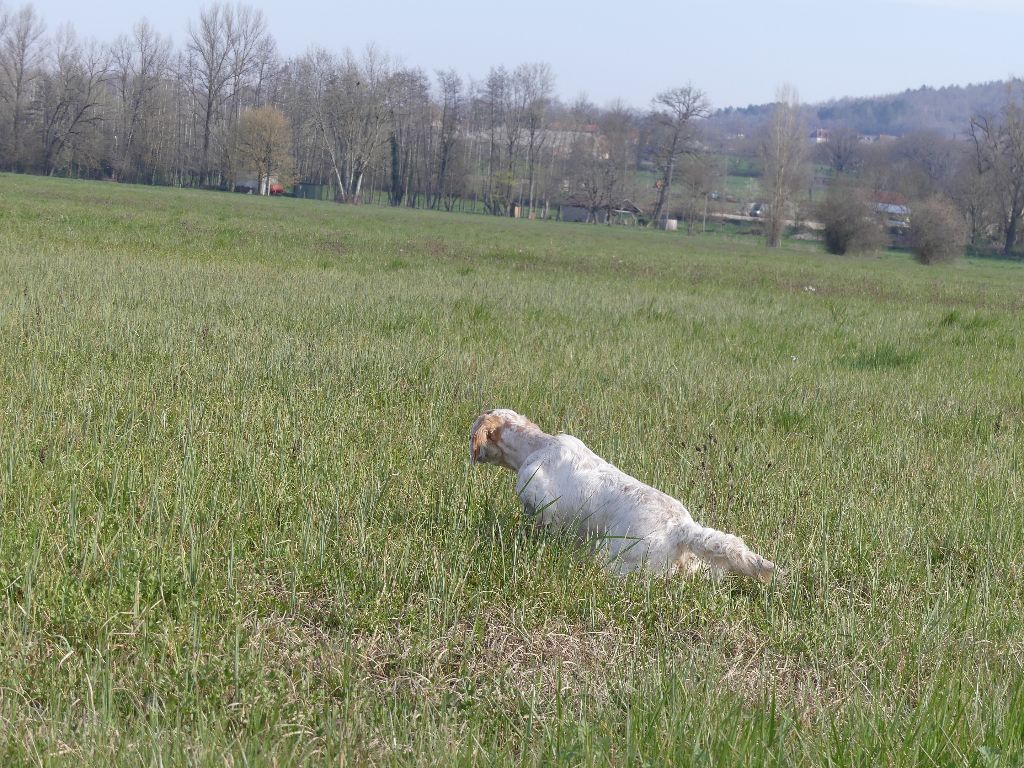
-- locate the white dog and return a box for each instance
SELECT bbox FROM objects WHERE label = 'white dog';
[470,409,776,581]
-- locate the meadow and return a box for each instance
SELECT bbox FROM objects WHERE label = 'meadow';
[0,174,1022,766]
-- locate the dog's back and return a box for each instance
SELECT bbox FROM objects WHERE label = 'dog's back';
[515,435,701,573]
[472,410,776,580]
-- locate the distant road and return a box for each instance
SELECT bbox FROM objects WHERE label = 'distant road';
[714,212,824,230]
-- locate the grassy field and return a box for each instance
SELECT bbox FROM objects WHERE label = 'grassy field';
[1,174,1022,766]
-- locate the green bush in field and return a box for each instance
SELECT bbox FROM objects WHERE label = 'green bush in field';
[910,197,968,264]
[818,181,885,255]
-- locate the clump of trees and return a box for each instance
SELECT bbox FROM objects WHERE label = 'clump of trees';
[705,76,1024,258]
[0,1,710,224]
[234,105,293,193]
[6,2,1024,257]
[968,90,1024,255]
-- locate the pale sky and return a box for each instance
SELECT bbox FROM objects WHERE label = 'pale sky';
[20,0,1024,109]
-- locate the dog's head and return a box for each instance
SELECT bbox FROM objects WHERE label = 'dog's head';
[469,409,537,469]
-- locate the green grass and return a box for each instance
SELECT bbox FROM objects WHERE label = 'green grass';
[1,174,1023,766]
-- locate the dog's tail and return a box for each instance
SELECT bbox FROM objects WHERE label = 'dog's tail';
[673,522,776,582]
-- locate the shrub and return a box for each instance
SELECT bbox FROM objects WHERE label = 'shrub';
[910,198,967,264]
[818,183,885,255]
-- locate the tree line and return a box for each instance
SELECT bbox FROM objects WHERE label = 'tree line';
[792,84,1024,256]
[720,83,1024,257]
[0,2,712,223]
[2,2,1024,255]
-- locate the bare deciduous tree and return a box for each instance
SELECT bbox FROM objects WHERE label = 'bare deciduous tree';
[949,149,995,247]
[516,62,554,217]
[222,4,270,189]
[110,20,170,181]
[649,84,709,226]
[969,84,1024,254]
[820,125,861,175]
[186,3,270,187]
[894,131,958,197]
[0,3,46,170]
[478,66,507,214]
[761,84,807,247]
[434,68,463,210]
[305,47,390,203]
[186,4,233,186]
[386,67,429,206]
[38,26,109,175]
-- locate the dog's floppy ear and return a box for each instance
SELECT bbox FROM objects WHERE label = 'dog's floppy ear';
[469,412,503,464]
[469,421,486,463]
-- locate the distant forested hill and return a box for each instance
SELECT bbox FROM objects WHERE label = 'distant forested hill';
[710,80,1017,138]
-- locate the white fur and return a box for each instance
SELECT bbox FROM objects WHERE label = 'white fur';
[470,409,776,581]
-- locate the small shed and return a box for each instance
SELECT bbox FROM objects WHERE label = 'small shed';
[561,205,607,224]
[294,182,333,201]
[611,200,645,226]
